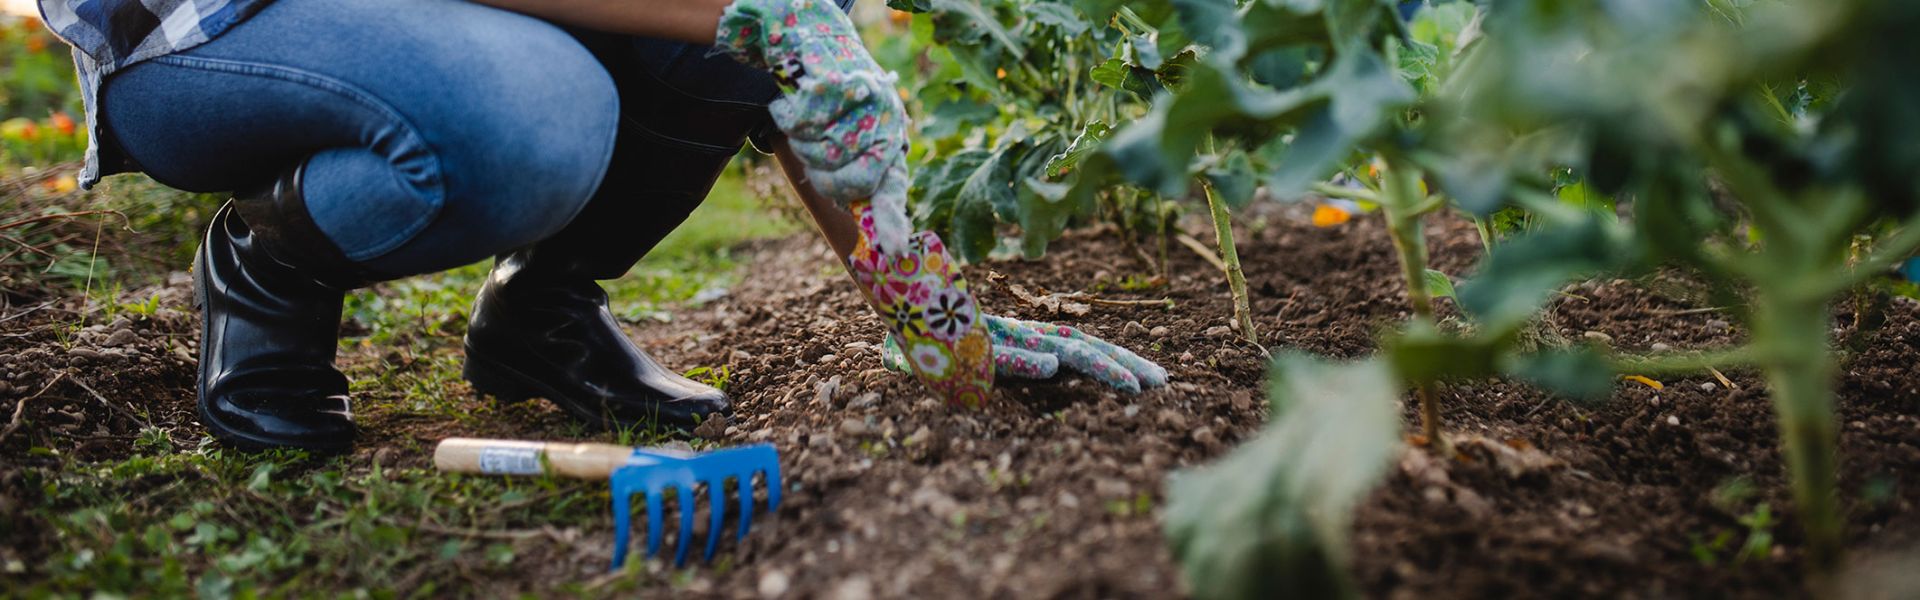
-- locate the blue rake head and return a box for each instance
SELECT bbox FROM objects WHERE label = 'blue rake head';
[608,443,782,570]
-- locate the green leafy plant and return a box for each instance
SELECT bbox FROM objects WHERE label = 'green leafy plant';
[1164,355,1401,599]
[1427,0,1920,577]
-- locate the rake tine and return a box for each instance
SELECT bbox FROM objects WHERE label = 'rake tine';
[645,480,666,559]
[673,481,697,566]
[705,479,727,561]
[736,470,756,543]
[765,462,783,510]
[610,485,635,570]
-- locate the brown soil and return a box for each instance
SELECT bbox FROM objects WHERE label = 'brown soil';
[6,204,1920,598]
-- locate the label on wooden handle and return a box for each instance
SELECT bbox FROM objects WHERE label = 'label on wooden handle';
[477,446,543,475]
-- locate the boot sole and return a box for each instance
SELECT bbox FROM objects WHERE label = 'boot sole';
[193,247,354,455]
[462,346,684,430]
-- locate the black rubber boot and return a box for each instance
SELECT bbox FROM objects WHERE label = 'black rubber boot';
[462,125,743,429]
[195,165,382,453]
[462,48,776,430]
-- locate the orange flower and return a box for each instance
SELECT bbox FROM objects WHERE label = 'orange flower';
[1311,203,1352,227]
[49,112,75,137]
[888,9,911,26]
[25,34,47,54]
[42,175,77,194]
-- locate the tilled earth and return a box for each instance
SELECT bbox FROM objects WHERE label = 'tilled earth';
[5,205,1920,597]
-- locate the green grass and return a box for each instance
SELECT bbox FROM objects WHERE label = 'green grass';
[13,163,799,597]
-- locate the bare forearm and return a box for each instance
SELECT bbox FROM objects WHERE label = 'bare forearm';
[468,0,735,43]
[772,139,863,259]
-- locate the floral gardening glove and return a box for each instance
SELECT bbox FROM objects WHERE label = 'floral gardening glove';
[844,204,995,407]
[882,315,1171,393]
[713,0,912,251]
[716,1,993,407]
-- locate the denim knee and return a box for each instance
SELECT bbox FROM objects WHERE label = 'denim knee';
[355,8,620,275]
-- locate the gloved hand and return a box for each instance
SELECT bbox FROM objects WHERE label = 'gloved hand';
[843,204,995,407]
[713,0,912,251]
[717,0,993,408]
[882,315,1170,393]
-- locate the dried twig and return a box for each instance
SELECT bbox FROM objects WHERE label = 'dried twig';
[1648,306,1728,317]
[1079,296,1174,308]
[66,372,152,428]
[0,373,69,444]
[0,210,131,232]
[0,233,58,258]
[1175,233,1229,274]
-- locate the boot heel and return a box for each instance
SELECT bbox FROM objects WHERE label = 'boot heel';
[463,354,540,404]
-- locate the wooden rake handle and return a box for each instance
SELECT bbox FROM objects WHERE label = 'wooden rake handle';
[433,438,634,480]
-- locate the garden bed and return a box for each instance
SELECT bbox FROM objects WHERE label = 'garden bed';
[5,204,1919,597]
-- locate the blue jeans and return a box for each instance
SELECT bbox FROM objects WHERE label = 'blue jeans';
[98,0,794,277]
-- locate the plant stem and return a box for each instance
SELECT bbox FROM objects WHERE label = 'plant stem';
[1380,162,1442,445]
[1200,180,1261,349]
[1752,290,1843,576]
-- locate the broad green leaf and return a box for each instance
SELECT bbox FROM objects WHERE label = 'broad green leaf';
[1268,51,1416,194]
[1384,319,1504,384]
[1166,355,1402,600]
[1046,121,1113,178]
[1090,58,1163,101]
[1205,151,1258,209]
[1503,347,1616,402]
[1241,0,1334,54]
[1422,268,1456,300]
[1456,218,1630,328]
[1156,48,1202,92]
[1127,33,1164,70]
[955,144,1024,262]
[1027,1,1092,35]
[1171,0,1247,61]
[928,0,1025,59]
[921,99,998,140]
[1071,0,1125,26]
[1249,47,1312,89]
[909,149,992,240]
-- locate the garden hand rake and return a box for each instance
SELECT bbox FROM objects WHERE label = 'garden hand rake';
[434,438,782,569]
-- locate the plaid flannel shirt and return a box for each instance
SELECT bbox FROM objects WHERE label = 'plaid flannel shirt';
[38,0,271,187]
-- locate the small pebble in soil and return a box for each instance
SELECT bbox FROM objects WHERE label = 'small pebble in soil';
[1666,415,1681,426]
[1191,426,1218,447]
[694,415,730,439]
[1582,331,1614,345]
[101,328,139,348]
[815,375,841,407]
[1157,409,1188,429]
[1124,321,1149,337]
[1178,351,1196,364]
[839,418,870,437]
[828,576,874,600]
[904,426,932,446]
[1150,326,1170,338]
[1650,342,1671,352]
[1706,319,1731,332]
[758,570,791,598]
[1204,325,1231,338]
[1700,382,1718,392]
